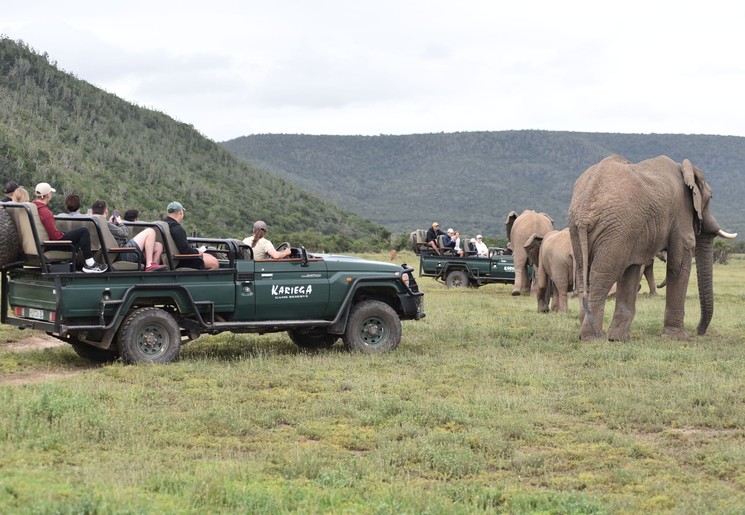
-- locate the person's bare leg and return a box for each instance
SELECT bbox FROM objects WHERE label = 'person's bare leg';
[153,241,163,265]
[133,228,157,265]
[203,253,219,269]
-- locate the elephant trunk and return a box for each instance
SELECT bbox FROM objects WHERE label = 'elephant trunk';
[695,234,715,335]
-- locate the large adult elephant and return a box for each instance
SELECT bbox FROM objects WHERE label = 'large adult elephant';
[524,228,574,313]
[568,155,736,341]
[505,210,554,295]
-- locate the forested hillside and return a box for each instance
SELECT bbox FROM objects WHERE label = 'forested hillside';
[223,132,745,240]
[0,38,389,251]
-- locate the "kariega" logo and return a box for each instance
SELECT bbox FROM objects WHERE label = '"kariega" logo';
[272,284,313,296]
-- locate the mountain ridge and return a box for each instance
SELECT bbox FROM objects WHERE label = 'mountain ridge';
[222,131,745,240]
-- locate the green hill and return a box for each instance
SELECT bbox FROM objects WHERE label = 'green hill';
[222,132,745,241]
[0,38,388,251]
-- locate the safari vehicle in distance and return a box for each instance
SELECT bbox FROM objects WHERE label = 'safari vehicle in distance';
[0,202,425,364]
[410,229,516,288]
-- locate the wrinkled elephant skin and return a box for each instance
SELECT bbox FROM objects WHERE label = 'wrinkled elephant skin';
[524,228,574,313]
[505,209,554,296]
[568,155,736,341]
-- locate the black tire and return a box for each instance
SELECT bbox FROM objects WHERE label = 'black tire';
[288,329,338,349]
[445,270,469,288]
[343,300,401,353]
[69,341,119,363]
[118,307,181,364]
[0,207,20,268]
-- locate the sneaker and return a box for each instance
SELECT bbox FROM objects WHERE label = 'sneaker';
[145,263,167,272]
[82,262,108,273]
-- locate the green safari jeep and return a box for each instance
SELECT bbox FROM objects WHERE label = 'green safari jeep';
[0,203,425,363]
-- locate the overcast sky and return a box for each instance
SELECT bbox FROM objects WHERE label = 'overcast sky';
[3,1,745,142]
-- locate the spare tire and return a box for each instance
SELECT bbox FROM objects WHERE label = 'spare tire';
[0,207,20,268]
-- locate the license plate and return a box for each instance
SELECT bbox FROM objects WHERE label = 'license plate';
[28,308,45,320]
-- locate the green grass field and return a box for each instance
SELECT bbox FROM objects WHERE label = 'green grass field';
[1,253,744,513]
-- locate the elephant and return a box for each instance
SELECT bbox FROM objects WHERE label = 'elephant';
[505,210,554,296]
[568,155,736,341]
[524,228,574,313]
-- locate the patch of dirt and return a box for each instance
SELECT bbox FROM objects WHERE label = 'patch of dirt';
[1,370,84,385]
[0,333,66,353]
[0,334,94,385]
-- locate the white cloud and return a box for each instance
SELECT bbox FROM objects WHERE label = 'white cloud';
[3,1,745,140]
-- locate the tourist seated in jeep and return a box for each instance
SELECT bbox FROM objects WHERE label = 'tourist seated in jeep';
[163,201,219,270]
[425,222,446,255]
[33,182,108,273]
[91,199,165,271]
[243,220,291,259]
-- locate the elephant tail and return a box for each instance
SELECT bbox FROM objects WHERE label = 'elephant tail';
[577,225,594,327]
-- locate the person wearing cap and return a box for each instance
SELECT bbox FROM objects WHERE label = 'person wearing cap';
[2,180,19,202]
[32,182,108,273]
[425,222,446,255]
[504,241,514,256]
[243,220,291,260]
[91,199,165,271]
[475,234,489,258]
[163,201,219,270]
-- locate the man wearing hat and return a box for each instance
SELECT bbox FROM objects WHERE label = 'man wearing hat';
[425,221,446,255]
[163,201,219,269]
[2,181,19,202]
[475,234,489,258]
[32,182,108,273]
[243,220,291,260]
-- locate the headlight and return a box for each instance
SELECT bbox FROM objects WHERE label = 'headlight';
[401,272,410,287]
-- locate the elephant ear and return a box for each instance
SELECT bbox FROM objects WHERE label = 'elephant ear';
[524,233,543,266]
[681,159,703,222]
[505,211,518,240]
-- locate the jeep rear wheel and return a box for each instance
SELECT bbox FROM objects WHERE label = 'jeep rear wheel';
[288,329,338,349]
[343,300,401,353]
[445,270,469,288]
[118,307,181,364]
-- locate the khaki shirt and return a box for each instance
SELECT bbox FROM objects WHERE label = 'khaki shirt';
[242,236,276,260]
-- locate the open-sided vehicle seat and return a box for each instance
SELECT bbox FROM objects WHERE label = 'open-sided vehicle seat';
[5,202,75,272]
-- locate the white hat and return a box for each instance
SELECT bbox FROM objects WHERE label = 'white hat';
[34,182,56,196]
[476,234,483,239]
[470,238,476,243]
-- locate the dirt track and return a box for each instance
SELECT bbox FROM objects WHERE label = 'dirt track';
[0,334,93,385]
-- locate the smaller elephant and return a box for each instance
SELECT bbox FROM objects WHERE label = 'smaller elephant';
[524,228,574,313]
[505,209,555,296]
[608,251,667,298]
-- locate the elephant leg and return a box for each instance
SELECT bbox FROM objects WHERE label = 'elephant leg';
[662,256,693,340]
[643,263,657,296]
[557,286,569,314]
[608,265,641,341]
[550,285,560,312]
[579,269,616,341]
[537,285,549,312]
[511,266,525,296]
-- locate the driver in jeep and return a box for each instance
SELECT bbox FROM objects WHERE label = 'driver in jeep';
[243,220,291,259]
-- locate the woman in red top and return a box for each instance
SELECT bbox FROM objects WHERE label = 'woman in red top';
[33,182,107,273]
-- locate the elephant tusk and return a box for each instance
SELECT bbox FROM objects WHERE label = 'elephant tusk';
[718,229,737,239]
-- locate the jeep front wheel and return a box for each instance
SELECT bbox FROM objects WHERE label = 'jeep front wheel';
[445,270,469,288]
[118,307,181,364]
[343,300,401,353]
